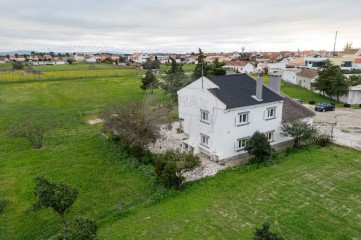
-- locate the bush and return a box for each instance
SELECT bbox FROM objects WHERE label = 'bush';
[314,133,332,147]
[281,120,317,148]
[253,223,284,240]
[0,200,9,214]
[245,131,273,163]
[309,101,316,105]
[154,149,200,189]
[344,103,351,108]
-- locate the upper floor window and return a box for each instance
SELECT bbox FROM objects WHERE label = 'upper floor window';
[265,131,274,141]
[237,112,249,125]
[200,134,209,147]
[266,107,276,119]
[200,110,209,123]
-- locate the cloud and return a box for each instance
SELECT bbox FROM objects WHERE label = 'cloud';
[0,0,360,52]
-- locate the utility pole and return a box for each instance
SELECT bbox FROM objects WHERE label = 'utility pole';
[333,31,338,55]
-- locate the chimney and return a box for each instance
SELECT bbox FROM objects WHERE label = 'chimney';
[255,76,263,101]
[268,75,281,93]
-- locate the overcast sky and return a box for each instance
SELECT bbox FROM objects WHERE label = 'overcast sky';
[0,0,360,53]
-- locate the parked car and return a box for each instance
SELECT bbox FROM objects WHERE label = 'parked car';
[314,102,335,112]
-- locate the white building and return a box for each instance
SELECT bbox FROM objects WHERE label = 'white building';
[267,62,287,75]
[85,56,97,63]
[74,53,86,62]
[353,58,361,69]
[128,53,149,63]
[296,69,318,91]
[177,74,314,162]
[0,58,7,64]
[304,57,327,69]
[224,61,255,73]
[282,69,301,85]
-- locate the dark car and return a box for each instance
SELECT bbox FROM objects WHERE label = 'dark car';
[314,102,335,112]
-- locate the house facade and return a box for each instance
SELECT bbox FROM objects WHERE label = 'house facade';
[128,53,149,63]
[296,69,318,90]
[177,74,314,162]
[224,61,255,73]
[282,69,301,84]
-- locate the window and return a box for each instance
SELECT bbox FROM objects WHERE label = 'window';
[265,131,274,141]
[236,138,248,151]
[266,107,276,119]
[200,110,209,123]
[201,134,209,147]
[237,112,249,125]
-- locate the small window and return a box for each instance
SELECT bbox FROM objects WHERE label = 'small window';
[237,112,249,125]
[236,138,248,151]
[266,107,276,119]
[200,110,209,123]
[265,131,274,141]
[201,134,209,147]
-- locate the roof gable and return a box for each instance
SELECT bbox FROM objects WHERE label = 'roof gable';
[297,69,318,79]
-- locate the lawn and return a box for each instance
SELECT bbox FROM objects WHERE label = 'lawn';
[0,63,13,70]
[160,63,196,72]
[32,62,127,72]
[0,68,361,239]
[100,145,361,239]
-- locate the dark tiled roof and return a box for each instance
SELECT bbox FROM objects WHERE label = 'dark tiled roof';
[297,69,318,79]
[207,74,284,109]
[282,96,315,122]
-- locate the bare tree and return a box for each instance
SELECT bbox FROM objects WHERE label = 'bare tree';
[6,112,54,149]
[101,95,171,152]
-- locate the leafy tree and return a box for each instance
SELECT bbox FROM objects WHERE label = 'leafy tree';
[0,200,9,214]
[67,59,74,64]
[281,120,317,148]
[349,75,361,86]
[193,48,209,79]
[315,60,348,101]
[50,217,98,240]
[33,177,79,229]
[6,112,54,149]
[253,223,284,240]
[102,95,171,153]
[208,58,226,76]
[141,70,158,93]
[101,57,114,64]
[11,61,24,69]
[154,149,200,189]
[15,53,19,58]
[245,131,272,163]
[162,57,189,101]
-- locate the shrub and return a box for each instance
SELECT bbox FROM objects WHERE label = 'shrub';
[314,133,332,147]
[309,101,316,105]
[344,103,351,108]
[0,200,9,214]
[253,223,284,240]
[154,149,200,189]
[281,120,317,148]
[245,131,273,163]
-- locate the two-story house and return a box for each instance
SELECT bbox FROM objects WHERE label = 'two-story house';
[177,74,314,162]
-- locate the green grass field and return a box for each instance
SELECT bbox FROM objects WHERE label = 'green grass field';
[0,63,13,70]
[32,62,126,72]
[0,68,360,239]
[160,63,196,72]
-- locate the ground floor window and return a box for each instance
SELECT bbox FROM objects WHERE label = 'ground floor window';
[236,138,248,151]
[265,131,274,141]
[201,134,209,147]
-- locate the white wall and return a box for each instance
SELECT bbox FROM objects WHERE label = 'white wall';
[224,63,254,73]
[282,70,297,84]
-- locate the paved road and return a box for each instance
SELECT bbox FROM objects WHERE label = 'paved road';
[305,105,361,150]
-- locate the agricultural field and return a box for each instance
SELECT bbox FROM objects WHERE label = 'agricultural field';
[0,63,13,70]
[160,63,196,72]
[0,67,360,239]
[32,62,126,72]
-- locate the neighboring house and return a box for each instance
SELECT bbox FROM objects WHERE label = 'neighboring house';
[224,60,255,73]
[296,69,318,90]
[0,58,6,64]
[111,54,120,61]
[54,59,66,65]
[267,62,286,75]
[256,61,268,72]
[85,55,97,63]
[74,54,86,62]
[177,74,314,162]
[304,57,327,69]
[325,84,361,105]
[282,69,301,84]
[128,53,149,63]
[353,58,361,69]
[156,55,169,64]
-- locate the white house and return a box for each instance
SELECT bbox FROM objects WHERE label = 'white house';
[177,74,314,162]
[0,58,6,64]
[224,61,255,73]
[282,69,301,85]
[296,69,318,91]
[267,62,286,75]
[128,53,149,63]
[304,57,327,69]
[326,84,361,105]
[85,55,97,63]
[74,53,86,62]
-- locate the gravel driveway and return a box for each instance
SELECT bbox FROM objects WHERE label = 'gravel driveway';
[304,105,361,150]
